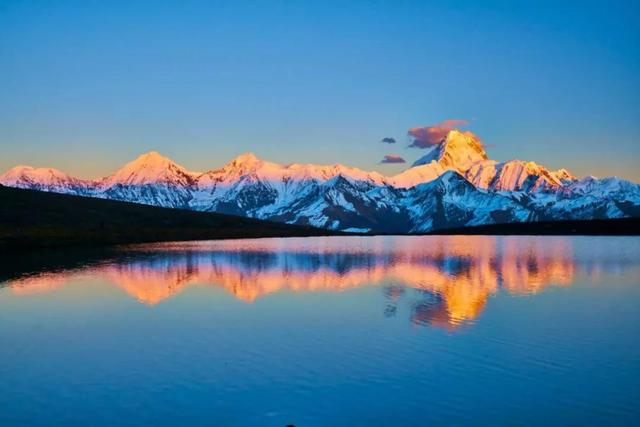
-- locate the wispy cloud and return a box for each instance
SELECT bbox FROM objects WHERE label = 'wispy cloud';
[380,154,406,164]
[408,119,469,148]
[380,137,396,144]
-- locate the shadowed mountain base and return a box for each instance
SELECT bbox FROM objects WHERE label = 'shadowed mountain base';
[0,185,339,250]
[2,185,638,251]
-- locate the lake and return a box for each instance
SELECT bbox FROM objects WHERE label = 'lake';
[1,236,639,426]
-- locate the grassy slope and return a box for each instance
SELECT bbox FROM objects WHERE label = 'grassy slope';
[0,185,338,250]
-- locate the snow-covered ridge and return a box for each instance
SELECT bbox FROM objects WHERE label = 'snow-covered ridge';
[0,131,581,192]
[394,130,575,191]
[0,165,90,192]
[197,152,388,189]
[1,131,638,233]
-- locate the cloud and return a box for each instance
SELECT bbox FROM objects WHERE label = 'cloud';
[380,137,396,144]
[439,119,468,129]
[380,154,406,164]
[408,119,469,148]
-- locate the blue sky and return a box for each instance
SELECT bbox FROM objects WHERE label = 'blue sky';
[1,0,639,180]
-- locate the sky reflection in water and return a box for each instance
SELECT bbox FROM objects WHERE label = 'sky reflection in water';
[1,236,639,426]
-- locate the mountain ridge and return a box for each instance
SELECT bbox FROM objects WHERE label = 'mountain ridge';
[2,130,639,233]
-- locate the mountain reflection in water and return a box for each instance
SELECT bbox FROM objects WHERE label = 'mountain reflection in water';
[5,236,623,330]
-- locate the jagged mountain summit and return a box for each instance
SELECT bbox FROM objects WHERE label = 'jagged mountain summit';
[395,130,574,191]
[412,130,488,169]
[2,131,639,232]
[99,151,200,187]
[96,151,200,208]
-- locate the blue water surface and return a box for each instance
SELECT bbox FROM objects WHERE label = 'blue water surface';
[1,236,639,426]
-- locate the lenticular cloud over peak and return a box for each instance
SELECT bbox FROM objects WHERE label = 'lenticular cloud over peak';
[408,119,470,148]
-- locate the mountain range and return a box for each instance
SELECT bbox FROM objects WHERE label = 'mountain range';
[2,130,639,233]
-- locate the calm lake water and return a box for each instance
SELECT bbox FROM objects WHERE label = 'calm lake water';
[1,236,639,426]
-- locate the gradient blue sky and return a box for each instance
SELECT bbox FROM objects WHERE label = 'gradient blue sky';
[1,0,639,180]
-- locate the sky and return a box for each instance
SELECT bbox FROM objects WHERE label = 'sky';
[0,0,639,180]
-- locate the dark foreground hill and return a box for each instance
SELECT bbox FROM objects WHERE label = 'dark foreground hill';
[0,185,338,250]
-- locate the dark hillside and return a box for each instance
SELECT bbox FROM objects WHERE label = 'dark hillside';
[0,185,339,250]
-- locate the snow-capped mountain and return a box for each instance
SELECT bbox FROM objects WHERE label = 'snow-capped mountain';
[396,130,573,191]
[0,165,91,194]
[96,151,199,208]
[412,130,488,170]
[99,151,199,188]
[2,131,639,232]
